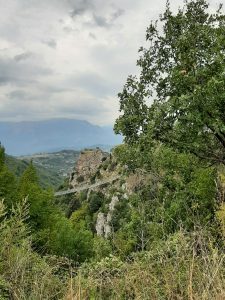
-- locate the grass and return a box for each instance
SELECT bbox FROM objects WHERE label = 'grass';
[1,199,225,299]
[68,230,225,300]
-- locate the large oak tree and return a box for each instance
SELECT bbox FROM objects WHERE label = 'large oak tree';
[115,0,225,165]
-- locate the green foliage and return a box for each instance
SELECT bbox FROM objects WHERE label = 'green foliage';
[5,154,64,189]
[107,161,117,172]
[70,204,88,224]
[90,175,96,184]
[15,162,94,262]
[110,145,217,257]
[1,199,225,299]
[151,146,217,231]
[88,192,104,213]
[110,199,130,231]
[5,155,29,177]
[76,229,225,300]
[0,146,17,208]
[0,166,17,208]
[0,200,67,299]
[0,145,5,172]
[66,195,81,218]
[102,160,110,170]
[42,214,93,261]
[18,163,54,230]
[93,236,112,261]
[115,0,225,165]
[76,175,84,183]
[64,191,88,219]
[96,169,102,179]
[68,204,94,261]
[19,161,39,187]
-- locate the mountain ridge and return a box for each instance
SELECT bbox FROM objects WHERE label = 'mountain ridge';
[0,118,122,156]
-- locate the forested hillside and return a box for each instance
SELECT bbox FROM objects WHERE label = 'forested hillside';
[1,0,225,299]
[5,154,63,189]
[5,149,80,189]
[17,150,80,188]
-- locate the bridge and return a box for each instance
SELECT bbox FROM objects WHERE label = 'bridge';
[54,175,120,196]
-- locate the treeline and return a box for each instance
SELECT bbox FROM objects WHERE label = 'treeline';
[0,145,93,262]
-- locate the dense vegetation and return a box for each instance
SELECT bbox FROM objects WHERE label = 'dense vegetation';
[5,154,63,189]
[6,150,80,189]
[1,0,225,299]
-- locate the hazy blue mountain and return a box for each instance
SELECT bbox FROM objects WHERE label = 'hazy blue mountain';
[0,119,122,156]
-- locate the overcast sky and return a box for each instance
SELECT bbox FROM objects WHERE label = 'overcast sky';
[0,0,221,125]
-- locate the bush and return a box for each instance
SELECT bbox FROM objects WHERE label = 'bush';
[89,192,104,213]
[90,175,96,184]
[108,161,117,172]
[77,175,85,183]
[70,229,225,299]
[102,161,110,171]
[0,200,67,299]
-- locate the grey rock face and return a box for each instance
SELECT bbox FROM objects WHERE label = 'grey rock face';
[96,195,120,238]
[96,212,107,236]
[70,149,109,186]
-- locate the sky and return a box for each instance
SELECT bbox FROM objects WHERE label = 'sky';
[0,0,221,126]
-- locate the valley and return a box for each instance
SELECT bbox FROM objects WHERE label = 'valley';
[6,149,80,189]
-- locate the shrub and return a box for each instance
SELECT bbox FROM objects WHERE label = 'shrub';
[0,200,67,299]
[70,229,225,299]
[77,175,84,183]
[89,192,104,213]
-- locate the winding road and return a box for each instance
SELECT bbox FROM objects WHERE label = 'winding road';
[54,175,120,196]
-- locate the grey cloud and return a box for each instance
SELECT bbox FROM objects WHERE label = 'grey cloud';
[92,14,110,28]
[0,98,45,120]
[0,56,52,86]
[59,102,106,116]
[42,39,57,49]
[8,90,29,100]
[42,85,70,94]
[63,26,74,33]
[14,52,33,62]
[70,7,87,17]
[69,0,93,17]
[89,32,96,39]
[69,0,124,28]
[1,0,193,125]
[69,72,116,97]
[111,8,125,20]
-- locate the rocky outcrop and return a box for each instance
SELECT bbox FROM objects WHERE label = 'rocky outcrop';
[68,148,149,238]
[70,149,109,187]
[96,195,120,238]
[96,212,106,236]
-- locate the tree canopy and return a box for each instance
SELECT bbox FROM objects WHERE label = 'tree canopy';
[115,0,225,165]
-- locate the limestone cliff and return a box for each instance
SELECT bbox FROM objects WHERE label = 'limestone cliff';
[68,148,149,238]
[70,148,109,187]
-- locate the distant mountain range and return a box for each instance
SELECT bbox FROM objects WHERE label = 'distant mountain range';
[0,119,122,156]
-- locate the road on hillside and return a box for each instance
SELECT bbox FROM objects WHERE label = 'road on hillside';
[54,175,120,196]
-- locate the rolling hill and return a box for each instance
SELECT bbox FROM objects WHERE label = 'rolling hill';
[5,149,80,189]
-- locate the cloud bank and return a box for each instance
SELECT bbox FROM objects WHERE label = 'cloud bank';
[0,0,220,125]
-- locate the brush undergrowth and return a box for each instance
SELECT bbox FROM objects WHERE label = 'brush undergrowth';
[1,200,225,300]
[71,230,225,300]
